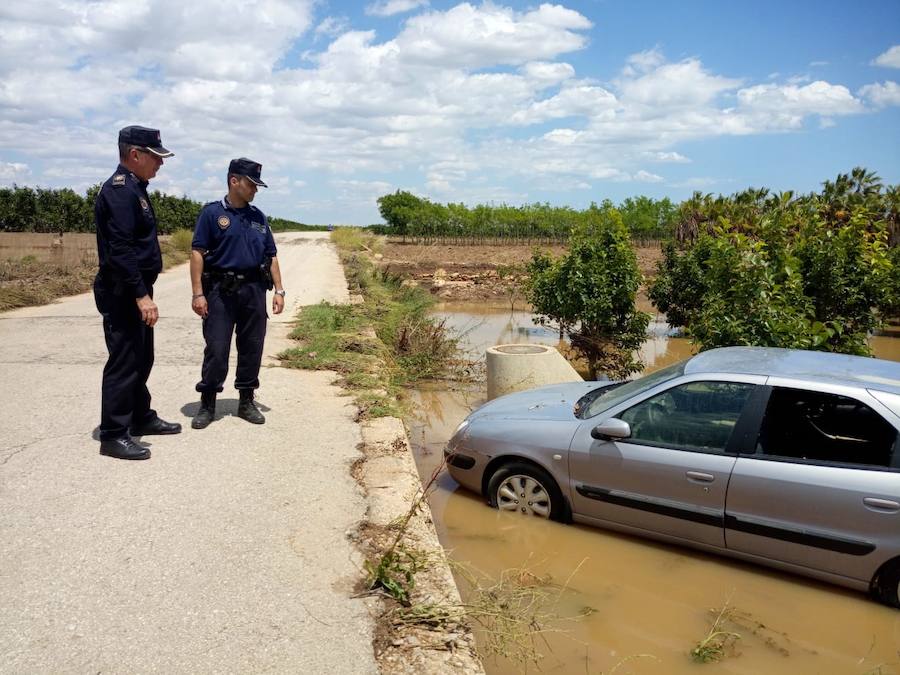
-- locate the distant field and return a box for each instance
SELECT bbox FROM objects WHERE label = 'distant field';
[0,232,97,266]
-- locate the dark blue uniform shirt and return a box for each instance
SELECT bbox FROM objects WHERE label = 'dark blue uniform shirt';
[192,198,277,270]
[94,164,162,298]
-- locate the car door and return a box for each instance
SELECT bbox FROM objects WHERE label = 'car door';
[725,381,900,582]
[568,377,760,548]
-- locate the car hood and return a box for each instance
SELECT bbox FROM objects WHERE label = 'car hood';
[469,381,604,422]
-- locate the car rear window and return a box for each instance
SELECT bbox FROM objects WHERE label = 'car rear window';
[756,387,899,469]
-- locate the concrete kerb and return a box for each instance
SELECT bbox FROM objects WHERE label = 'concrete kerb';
[357,415,485,675]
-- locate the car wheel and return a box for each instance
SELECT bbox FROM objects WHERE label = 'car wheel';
[487,462,565,521]
[873,558,900,608]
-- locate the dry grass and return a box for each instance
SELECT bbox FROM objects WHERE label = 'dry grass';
[0,255,96,311]
[0,229,193,313]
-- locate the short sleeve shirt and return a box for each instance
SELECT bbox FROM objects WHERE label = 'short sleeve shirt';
[192,198,277,270]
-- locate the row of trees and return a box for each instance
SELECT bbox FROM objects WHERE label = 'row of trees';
[520,168,898,376]
[0,185,312,234]
[375,191,677,243]
[650,168,899,357]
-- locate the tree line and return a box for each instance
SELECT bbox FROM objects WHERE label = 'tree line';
[0,185,317,234]
[375,191,677,243]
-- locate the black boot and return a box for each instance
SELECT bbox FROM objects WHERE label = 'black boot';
[237,389,265,425]
[192,391,216,430]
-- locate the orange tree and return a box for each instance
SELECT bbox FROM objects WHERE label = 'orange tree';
[650,169,898,355]
[525,204,650,379]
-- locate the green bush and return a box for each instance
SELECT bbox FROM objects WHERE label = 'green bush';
[525,204,650,379]
[650,169,898,355]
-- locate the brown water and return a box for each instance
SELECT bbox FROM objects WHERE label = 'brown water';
[408,303,900,674]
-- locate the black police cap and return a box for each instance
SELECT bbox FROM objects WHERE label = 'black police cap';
[228,157,268,187]
[118,126,174,158]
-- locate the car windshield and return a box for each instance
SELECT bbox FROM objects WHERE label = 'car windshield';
[580,361,687,418]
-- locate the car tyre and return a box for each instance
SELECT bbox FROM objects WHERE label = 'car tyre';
[872,558,900,608]
[487,462,566,522]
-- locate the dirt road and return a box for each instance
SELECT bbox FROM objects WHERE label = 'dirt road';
[0,232,378,673]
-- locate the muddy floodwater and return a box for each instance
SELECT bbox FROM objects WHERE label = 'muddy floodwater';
[408,303,900,674]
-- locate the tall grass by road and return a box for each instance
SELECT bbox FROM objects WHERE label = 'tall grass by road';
[280,227,461,418]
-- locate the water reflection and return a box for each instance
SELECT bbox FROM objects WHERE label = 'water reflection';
[411,304,900,674]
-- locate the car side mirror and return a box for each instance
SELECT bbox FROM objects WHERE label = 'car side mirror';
[591,418,631,441]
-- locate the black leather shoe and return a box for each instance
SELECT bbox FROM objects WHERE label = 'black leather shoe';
[100,437,150,460]
[130,417,182,436]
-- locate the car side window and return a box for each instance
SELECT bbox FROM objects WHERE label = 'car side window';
[756,387,898,469]
[619,381,755,453]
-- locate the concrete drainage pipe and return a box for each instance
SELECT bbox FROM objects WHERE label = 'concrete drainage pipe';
[486,344,582,401]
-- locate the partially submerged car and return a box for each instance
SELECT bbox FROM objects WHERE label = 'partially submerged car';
[445,347,900,607]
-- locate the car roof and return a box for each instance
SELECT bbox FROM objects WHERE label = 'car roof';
[684,346,900,395]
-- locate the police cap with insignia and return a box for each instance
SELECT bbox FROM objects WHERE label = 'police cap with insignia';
[228,157,268,187]
[118,125,174,158]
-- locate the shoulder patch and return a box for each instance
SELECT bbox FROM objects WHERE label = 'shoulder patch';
[112,174,126,187]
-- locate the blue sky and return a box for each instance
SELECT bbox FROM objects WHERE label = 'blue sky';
[0,1,897,224]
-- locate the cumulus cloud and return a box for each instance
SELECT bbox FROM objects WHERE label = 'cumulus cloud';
[365,0,429,17]
[644,151,689,163]
[316,16,349,38]
[633,170,663,183]
[618,58,741,107]
[396,3,591,68]
[873,45,900,68]
[859,81,900,107]
[0,2,888,220]
[0,161,31,182]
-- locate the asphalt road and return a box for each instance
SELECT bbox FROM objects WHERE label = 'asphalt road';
[0,232,378,673]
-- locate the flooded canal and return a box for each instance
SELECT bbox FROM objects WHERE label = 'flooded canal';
[408,303,900,674]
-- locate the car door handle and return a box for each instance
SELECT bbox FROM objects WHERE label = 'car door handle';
[686,471,715,483]
[863,497,900,512]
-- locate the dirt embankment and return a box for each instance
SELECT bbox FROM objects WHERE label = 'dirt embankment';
[377,240,664,304]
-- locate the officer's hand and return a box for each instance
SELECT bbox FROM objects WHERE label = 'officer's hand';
[272,293,285,315]
[192,295,208,318]
[136,295,159,327]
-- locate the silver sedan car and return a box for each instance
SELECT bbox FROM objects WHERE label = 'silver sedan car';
[445,347,900,607]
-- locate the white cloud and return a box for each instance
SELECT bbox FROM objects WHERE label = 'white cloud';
[395,3,591,68]
[859,81,900,108]
[647,151,689,163]
[0,161,31,182]
[365,0,429,17]
[735,81,864,128]
[873,45,900,68]
[521,61,575,86]
[633,170,663,183]
[0,4,890,221]
[618,58,741,107]
[316,16,349,38]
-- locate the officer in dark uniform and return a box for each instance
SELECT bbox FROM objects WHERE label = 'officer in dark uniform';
[189,158,285,429]
[94,126,182,460]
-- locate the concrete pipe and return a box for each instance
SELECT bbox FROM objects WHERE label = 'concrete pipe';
[486,343,582,400]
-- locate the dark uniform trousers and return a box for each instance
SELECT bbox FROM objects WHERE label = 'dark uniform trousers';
[197,280,267,393]
[94,274,157,440]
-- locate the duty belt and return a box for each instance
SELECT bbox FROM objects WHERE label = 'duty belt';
[202,268,263,293]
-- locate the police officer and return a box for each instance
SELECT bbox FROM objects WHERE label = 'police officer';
[189,158,285,428]
[94,126,182,460]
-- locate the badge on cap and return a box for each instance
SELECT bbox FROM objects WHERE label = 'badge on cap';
[218,216,231,229]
